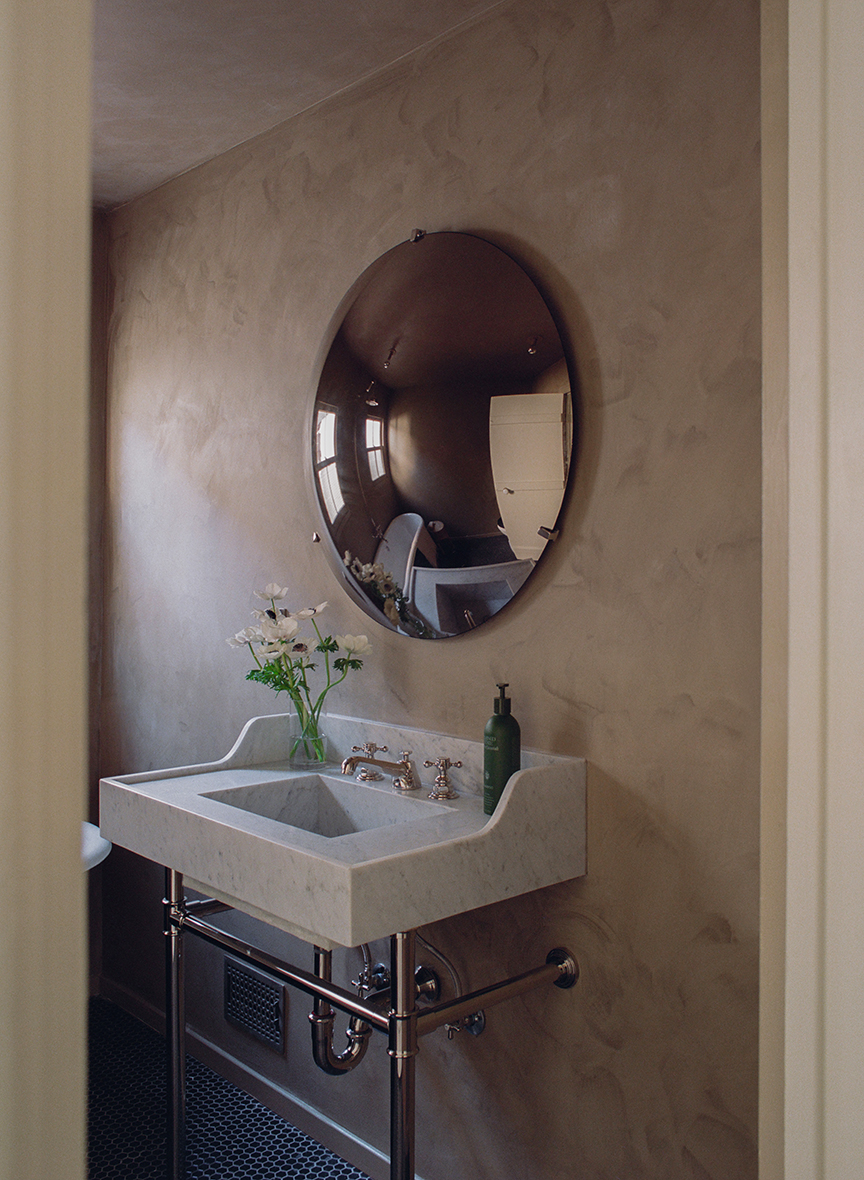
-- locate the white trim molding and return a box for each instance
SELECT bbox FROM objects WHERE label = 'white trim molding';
[0,2,92,1178]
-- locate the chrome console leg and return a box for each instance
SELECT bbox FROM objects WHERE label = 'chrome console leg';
[389,930,418,1180]
[165,868,186,1180]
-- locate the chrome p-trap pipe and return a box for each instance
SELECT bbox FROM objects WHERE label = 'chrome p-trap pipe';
[310,946,374,1073]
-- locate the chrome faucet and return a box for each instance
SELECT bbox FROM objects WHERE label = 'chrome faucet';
[341,749,418,792]
[347,742,387,781]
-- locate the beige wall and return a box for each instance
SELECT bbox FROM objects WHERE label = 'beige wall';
[98,0,762,1176]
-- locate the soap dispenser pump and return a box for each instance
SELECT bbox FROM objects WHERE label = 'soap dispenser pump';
[484,683,521,815]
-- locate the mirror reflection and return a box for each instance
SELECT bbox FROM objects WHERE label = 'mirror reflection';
[312,231,574,638]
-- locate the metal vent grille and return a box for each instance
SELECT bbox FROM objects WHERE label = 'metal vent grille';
[223,957,285,1052]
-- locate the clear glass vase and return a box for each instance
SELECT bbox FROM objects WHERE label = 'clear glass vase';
[288,711,328,767]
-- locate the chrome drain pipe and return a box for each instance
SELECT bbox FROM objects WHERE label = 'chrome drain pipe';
[310,946,373,1074]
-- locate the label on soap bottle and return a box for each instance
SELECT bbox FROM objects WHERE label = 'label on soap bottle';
[483,719,520,815]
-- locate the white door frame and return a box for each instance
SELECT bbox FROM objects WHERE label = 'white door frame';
[763,0,864,1176]
[0,2,92,1178]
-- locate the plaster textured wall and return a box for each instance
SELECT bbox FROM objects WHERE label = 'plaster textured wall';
[99,0,761,1175]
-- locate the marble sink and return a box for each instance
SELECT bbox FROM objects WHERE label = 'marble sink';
[202,772,453,838]
[99,713,586,948]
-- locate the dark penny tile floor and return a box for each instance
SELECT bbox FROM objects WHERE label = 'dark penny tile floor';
[88,997,371,1180]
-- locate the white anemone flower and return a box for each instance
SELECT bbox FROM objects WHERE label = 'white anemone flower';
[259,614,300,644]
[293,602,328,619]
[254,583,289,601]
[286,640,317,662]
[258,644,285,662]
[335,635,372,656]
[226,626,261,648]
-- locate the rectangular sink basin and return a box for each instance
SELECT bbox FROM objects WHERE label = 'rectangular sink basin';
[100,713,586,948]
[202,773,451,838]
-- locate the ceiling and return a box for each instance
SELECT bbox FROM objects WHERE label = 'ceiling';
[92,0,501,208]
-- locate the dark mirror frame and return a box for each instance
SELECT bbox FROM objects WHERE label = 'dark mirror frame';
[310,231,576,639]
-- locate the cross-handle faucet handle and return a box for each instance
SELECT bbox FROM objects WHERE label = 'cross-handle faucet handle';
[392,751,418,793]
[352,742,388,757]
[423,757,462,800]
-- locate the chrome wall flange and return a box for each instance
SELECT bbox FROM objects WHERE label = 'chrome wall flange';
[445,1010,486,1039]
[413,964,440,1002]
[546,947,579,988]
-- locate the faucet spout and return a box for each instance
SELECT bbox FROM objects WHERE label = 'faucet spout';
[341,751,418,792]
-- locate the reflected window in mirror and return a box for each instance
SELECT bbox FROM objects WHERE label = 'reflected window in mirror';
[315,407,344,523]
[365,416,386,482]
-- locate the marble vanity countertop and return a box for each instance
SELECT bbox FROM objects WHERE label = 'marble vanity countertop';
[99,713,586,948]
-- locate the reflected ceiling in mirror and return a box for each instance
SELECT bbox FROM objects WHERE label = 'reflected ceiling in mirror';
[312,231,575,639]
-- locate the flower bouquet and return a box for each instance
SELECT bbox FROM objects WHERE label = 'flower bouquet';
[343,553,436,639]
[228,583,371,763]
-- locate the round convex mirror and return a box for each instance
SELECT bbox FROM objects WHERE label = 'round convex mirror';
[311,231,575,639]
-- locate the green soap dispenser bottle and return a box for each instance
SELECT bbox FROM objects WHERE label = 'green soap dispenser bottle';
[484,683,521,815]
